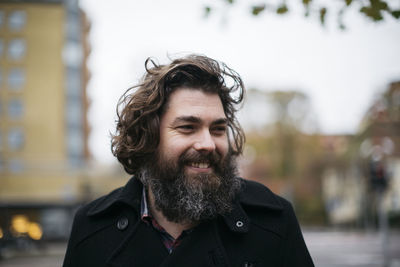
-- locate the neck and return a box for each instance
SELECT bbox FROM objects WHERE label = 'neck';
[147,187,196,239]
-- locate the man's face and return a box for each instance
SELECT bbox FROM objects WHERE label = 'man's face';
[158,88,229,179]
[140,88,241,224]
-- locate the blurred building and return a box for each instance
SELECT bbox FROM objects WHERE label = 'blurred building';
[320,135,362,225]
[0,0,91,242]
[321,81,400,227]
[238,89,326,224]
[240,85,400,227]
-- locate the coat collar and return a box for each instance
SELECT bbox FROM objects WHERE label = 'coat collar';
[238,179,284,210]
[87,177,284,234]
[87,177,143,217]
[221,179,283,233]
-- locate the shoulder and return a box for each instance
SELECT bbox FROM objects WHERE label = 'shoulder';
[78,186,125,216]
[67,187,125,245]
[86,177,143,216]
[238,178,291,211]
[236,178,300,238]
[68,177,142,244]
[63,178,143,266]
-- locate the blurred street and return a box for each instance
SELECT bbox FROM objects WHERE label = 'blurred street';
[305,229,400,267]
[1,229,400,267]
[0,241,65,267]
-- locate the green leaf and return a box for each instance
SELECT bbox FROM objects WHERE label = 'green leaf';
[252,5,266,16]
[345,0,352,6]
[391,10,400,19]
[204,6,211,17]
[226,0,234,4]
[276,4,289,14]
[303,0,311,17]
[337,7,346,30]
[358,0,389,21]
[370,0,388,11]
[360,6,383,21]
[319,7,327,25]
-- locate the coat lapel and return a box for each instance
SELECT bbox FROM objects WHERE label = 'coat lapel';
[107,220,230,267]
[107,221,169,267]
[161,220,230,267]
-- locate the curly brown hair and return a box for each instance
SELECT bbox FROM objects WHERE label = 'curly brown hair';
[111,54,245,175]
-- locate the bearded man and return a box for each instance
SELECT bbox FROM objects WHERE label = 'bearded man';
[63,55,314,267]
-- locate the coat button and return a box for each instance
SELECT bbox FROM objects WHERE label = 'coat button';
[236,220,244,227]
[117,217,129,230]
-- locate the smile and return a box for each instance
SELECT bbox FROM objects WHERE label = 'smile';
[189,161,210,169]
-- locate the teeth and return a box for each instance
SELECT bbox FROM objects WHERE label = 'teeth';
[190,162,209,168]
[199,163,208,168]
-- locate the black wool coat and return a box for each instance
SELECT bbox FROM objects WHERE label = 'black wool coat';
[63,177,314,267]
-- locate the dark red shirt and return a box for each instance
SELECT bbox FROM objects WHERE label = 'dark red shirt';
[140,188,190,254]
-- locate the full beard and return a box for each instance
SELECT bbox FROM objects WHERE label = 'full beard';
[138,149,242,224]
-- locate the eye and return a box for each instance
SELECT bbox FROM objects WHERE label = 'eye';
[177,125,195,133]
[211,125,227,135]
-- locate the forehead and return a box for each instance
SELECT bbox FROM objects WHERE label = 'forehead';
[163,88,225,120]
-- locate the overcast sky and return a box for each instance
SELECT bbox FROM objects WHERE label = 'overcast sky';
[79,0,400,163]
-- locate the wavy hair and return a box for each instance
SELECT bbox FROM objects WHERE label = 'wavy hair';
[111,54,245,175]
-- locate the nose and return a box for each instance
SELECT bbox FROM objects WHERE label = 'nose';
[193,130,216,153]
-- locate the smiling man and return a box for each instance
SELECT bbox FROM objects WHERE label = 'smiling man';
[63,55,314,267]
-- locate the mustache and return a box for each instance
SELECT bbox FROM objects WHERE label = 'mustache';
[179,150,222,167]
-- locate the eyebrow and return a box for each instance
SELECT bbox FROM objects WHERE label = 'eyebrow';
[172,116,228,126]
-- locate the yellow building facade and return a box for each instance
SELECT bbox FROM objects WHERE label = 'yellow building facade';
[0,1,85,204]
[0,1,129,242]
[1,4,66,167]
[0,0,92,241]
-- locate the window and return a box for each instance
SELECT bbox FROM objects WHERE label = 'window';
[8,10,26,31]
[8,128,24,150]
[67,128,83,157]
[8,158,23,173]
[65,14,80,41]
[66,97,82,127]
[8,68,25,90]
[8,99,23,119]
[63,41,82,67]
[0,10,4,28]
[8,38,26,61]
[66,67,81,97]
[0,39,3,56]
[0,157,4,172]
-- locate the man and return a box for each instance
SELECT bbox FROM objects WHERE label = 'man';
[63,55,314,267]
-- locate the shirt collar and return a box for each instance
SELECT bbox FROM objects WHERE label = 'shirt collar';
[140,187,150,220]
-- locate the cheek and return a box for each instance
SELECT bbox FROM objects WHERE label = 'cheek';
[216,137,229,156]
[162,137,192,157]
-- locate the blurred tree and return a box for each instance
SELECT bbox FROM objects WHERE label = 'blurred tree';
[269,91,308,178]
[243,89,317,179]
[241,89,328,224]
[359,81,400,129]
[205,0,400,29]
[244,130,328,224]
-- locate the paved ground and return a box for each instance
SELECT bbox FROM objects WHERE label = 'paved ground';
[304,229,400,267]
[0,242,65,267]
[0,229,399,266]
